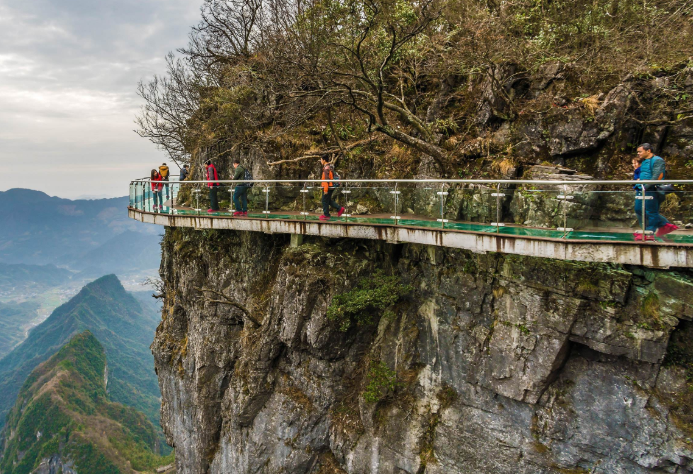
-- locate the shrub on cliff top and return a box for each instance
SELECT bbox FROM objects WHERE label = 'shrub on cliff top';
[327,270,412,332]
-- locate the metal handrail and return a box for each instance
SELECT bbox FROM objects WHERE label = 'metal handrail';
[130,178,693,185]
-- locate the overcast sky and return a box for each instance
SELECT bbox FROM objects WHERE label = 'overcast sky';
[0,0,201,198]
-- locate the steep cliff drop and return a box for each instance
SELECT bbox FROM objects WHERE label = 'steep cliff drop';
[153,227,693,473]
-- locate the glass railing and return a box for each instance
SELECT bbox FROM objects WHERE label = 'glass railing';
[128,178,693,244]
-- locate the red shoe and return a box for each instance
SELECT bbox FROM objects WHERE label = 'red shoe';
[633,233,643,241]
[207,209,217,213]
[243,211,248,216]
[337,207,345,217]
[319,215,330,221]
[656,223,679,237]
[233,211,243,216]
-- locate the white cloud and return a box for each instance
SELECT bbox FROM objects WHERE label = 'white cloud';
[0,0,201,198]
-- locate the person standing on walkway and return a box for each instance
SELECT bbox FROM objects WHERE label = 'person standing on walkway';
[232,159,249,216]
[319,157,344,221]
[634,143,678,240]
[150,169,163,211]
[180,164,189,181]
[159,163,170,201]
[206,159,220,212]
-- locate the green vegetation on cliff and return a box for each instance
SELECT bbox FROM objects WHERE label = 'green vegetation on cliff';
[137,0,692,181]
[0,331,172,474]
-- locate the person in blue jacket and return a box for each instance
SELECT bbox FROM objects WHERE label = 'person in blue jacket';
[634,143,678,240]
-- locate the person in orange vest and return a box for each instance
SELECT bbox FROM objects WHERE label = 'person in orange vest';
[205,159,220,212]
[319,157,344,221]
[158,163,170,201]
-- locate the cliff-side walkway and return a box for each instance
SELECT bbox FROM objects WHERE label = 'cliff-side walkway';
[128,177,693,269]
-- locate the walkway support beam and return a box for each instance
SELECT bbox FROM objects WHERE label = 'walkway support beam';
[129,208,693,269]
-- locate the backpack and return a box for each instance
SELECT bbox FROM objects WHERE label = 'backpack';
[328,165,341,188]
[243,168,254,187]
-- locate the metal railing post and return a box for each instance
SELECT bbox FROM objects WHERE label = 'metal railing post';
[342,181,351,222]
[390,183,400,224]
[263,186,271,216]
[491,183,505,231]
[437,184,448,229]
[556,184,574,236]
[300,182,309,220]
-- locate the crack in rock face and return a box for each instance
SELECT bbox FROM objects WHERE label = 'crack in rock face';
[153,228,693,474]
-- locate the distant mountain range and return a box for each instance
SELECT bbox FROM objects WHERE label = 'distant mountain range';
[0,263,71,293]
[0,275,162,441]
[0,301,39,359]
[0,188,160,271]
[0,331,173,474]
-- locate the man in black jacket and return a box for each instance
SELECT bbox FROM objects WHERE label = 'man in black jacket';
[232,159,249,216]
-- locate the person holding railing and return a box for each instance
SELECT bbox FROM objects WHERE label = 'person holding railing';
[150,169,164,211]
[205,159,220,212]
[319,157,344,221]
[634,143,678,240]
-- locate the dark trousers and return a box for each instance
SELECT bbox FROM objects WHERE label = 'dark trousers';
[635,190,669,232]
[209,186,219,210]
[322,189,340,216]
[234,186,248,212]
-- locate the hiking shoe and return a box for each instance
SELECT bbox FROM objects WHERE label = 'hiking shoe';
[207,209,217,213]
[337,207,345,217]
[319,215,331,221]
[242,211,248,216]
[656,223,679,237]
[233,211,243,216]
[633,233,655,241]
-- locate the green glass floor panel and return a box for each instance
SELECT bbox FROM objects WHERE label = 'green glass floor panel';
[139,208,693,246]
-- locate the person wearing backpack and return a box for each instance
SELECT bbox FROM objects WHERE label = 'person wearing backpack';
[205,159,220,212]
[232,159,251,216]
[319,157,344,221]
[159,163,170,201]
[150,169,164,211]
[634,143,678,240]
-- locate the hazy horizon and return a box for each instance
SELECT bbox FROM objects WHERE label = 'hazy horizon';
[0,0,201,199]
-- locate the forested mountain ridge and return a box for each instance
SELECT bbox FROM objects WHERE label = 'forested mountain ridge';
[0,331,172,474]
[0,275,162,440]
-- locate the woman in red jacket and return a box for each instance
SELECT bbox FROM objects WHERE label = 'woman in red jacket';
[205,159,220,212]
[151,169,164,211]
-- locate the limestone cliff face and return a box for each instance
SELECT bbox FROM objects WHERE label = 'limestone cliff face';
[153,228,693,474]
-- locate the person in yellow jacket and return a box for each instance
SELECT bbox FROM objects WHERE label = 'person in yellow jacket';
[158,163,170,201]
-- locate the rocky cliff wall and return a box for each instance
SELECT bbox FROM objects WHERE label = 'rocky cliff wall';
[153,228,693,473]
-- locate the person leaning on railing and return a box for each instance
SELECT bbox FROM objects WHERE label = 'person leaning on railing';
[634,143,678,240]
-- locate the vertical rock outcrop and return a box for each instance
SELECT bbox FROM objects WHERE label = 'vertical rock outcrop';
[153,228,693,473]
